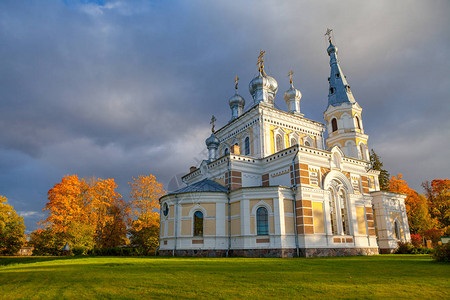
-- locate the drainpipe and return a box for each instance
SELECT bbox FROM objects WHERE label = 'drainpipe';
[226,158,232,257]
[173,195,179,256]
[291,145,300,257]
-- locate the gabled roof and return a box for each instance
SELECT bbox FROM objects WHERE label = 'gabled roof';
[169,179,228,195]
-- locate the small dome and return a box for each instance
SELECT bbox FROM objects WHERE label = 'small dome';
[327,41,338,56]
[249,73,278,99]
[284,84,302,103]
[205,133,220,148]
[229,92,245,108]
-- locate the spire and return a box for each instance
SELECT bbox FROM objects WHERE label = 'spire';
[325,29,356,107]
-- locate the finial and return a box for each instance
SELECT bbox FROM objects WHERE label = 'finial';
[210,115,216,133]
[234,75,239,90]
[257,50,266,75]
[288,70,294,85]
[325,28,333,43]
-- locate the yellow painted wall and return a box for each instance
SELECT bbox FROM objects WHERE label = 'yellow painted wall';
[168,221,174,236]
[285,216,294,233]
[181,220,191,235]
[269,216,274,234]
[231,218,241,235]
[205,219,216,236]
[169,205,174,218]
[202,203,216,216]
[181,204,194,217]
[231,202,240,216]
[312,202,325,233]
[356,207,367,235]
[284,199,293,213]
[250,199,273,213]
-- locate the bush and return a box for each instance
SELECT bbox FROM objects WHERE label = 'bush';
[432,243,450,262]
[410,234,423,248]
[395,241,415,254]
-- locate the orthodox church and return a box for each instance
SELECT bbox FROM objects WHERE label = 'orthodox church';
[159,32,411,257]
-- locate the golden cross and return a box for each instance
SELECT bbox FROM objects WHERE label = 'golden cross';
[234,75,239,90]
[257,50,266,74]
[210,115,216,133]
[325,28,333,42]
[288,70,294,85]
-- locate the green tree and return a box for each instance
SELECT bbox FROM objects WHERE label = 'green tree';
[370,149,390,190]
[0,195,26,255]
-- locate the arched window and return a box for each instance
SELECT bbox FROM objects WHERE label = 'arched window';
[355,115,361,130]
[245,137,250,155]
[331,118,338,132]
[290,138,297,146]
[224,148,229,155]
[193,211,203,237]
[393,220,401,240]
[304,141,311,147]
[338,189,350,235]
[256,207,269,235]
[276,134,283,152]
[329,189,338,235]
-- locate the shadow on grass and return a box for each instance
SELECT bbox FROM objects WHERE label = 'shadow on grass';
[0,256,87,267]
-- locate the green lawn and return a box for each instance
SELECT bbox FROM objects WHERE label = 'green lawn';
[0,255,448,299]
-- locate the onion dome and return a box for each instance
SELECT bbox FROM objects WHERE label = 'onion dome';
[249,50,278,106]
[284,83,302,102]
[205,133,220,148]
[229,92,245,109]
[205,132,220,161]
[284,71,302,114]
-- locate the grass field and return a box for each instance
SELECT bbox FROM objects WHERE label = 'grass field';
[0,255,448,299]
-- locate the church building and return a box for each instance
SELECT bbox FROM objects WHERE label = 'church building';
[159,32,411,257]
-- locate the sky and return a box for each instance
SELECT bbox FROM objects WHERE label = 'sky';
[1,0,449,233]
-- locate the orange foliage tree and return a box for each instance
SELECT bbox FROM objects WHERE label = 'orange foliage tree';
[388,174,434,234]
[422,179,450,232]
[40,175,128,253]
[128,175,165,249]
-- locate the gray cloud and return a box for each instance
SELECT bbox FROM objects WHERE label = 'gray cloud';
[0,0,449,232]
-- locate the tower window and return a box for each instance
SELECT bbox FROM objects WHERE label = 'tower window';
[355,115,361,130]
[256,207,269,235]
[331,118,338,132]
[335,73,340,78]
[276,134,283,152]
[193,211,204,237]
[245,137,250,155]
[329,87,335,94]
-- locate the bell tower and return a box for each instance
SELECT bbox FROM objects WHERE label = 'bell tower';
[323,30,369,161]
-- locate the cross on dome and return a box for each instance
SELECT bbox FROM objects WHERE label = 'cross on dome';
[210,115,216,133]
[288,70,294,85]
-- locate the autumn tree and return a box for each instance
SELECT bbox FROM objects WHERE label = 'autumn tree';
[128,175,165,250]
[89,178,128,248]
[40,175,128,253]
[0,195,26,255]
[388,174,434,234]
[422,179,450,232]
[370,149,390,190]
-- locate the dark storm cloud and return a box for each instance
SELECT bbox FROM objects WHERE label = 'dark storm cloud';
[0,0,449,232]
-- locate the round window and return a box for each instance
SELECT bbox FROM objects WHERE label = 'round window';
[163,203,169,217]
